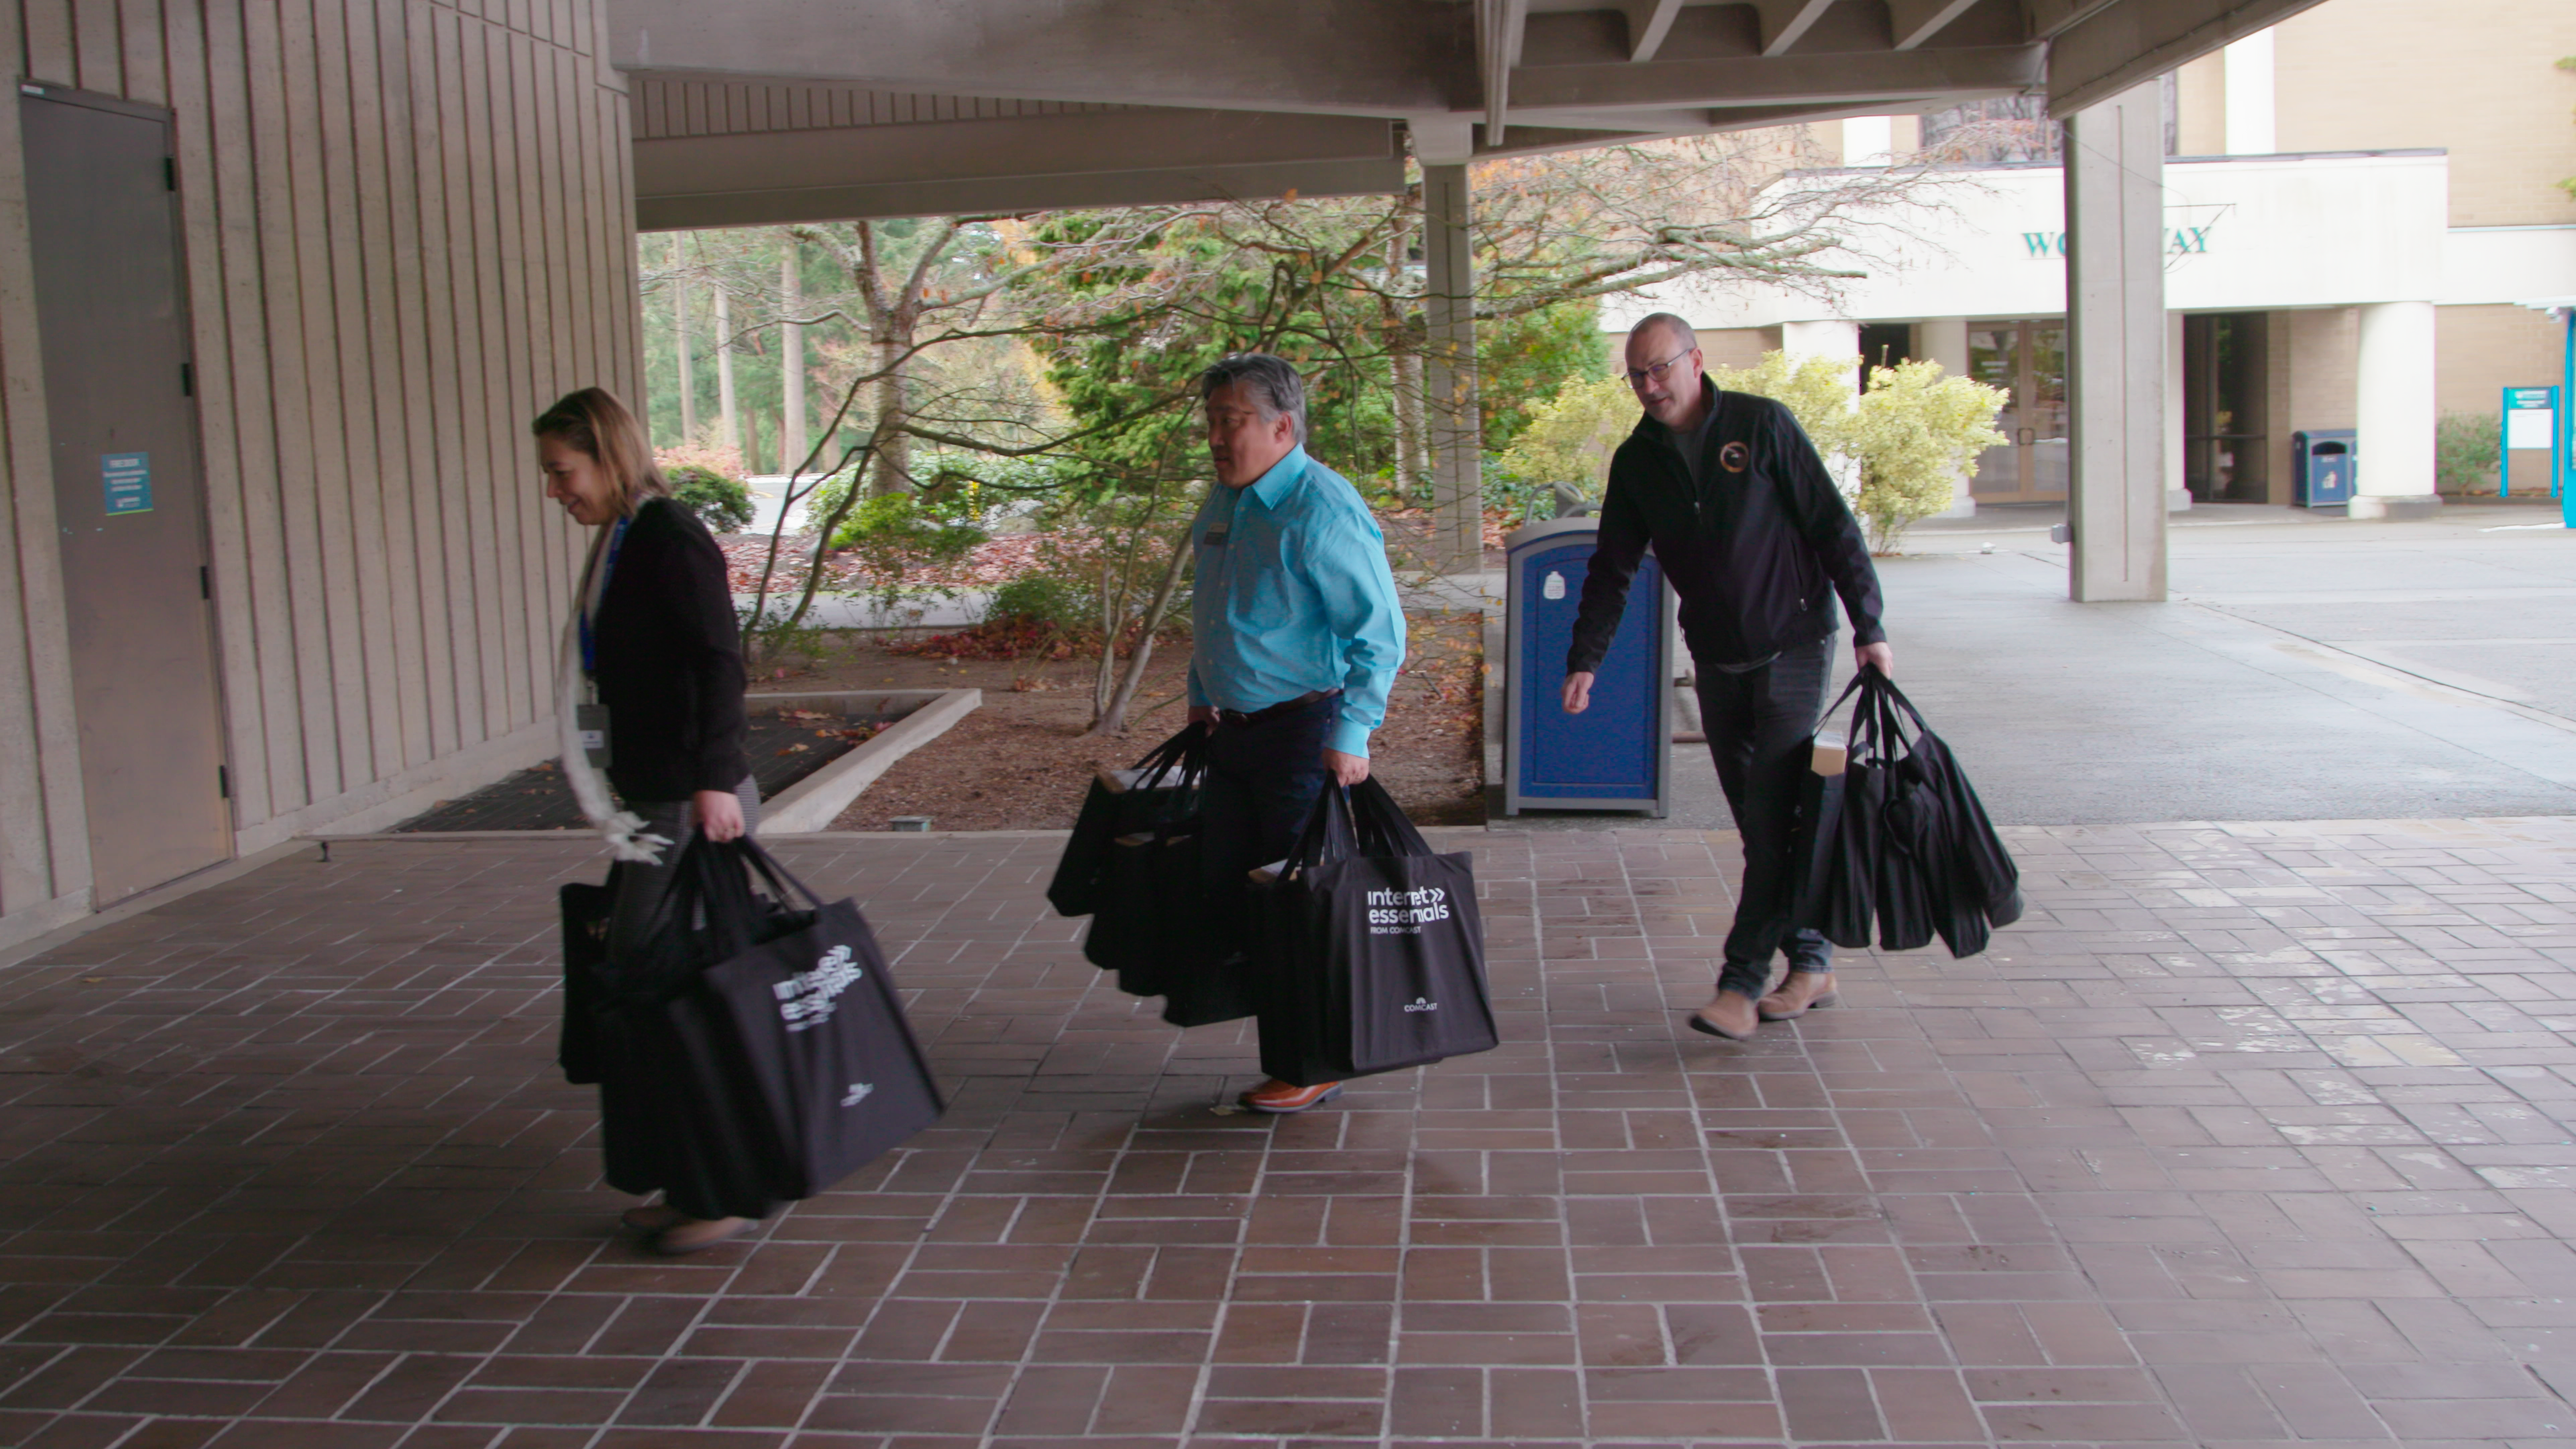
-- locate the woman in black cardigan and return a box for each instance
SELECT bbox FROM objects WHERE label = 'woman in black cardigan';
[537,387,763,1254]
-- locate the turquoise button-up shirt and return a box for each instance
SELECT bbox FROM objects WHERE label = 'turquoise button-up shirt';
[1185,445,1407,758]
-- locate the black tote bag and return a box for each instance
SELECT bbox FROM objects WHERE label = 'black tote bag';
[557,880,613,1085]
[692,841,947,1200]
[1254,780,1498,1085]
[1146,821,1252,1028]
[1868,675,2024,958]
[585,840,794,1220]
[1799,668,2021,961]
[1048,723,1208,918]
[1804,674,1881,950]
[1786,727,1847,938]
[1083,831,1161,983]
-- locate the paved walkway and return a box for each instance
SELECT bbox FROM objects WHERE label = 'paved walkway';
[1505,502,2576,833]
[5,820,2576,1446]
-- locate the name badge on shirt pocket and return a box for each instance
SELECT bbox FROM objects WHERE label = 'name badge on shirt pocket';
[1202,525,1228,548]
[576,704,611,768]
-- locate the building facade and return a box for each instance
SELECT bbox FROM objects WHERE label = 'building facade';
[0,0,637,949]
[1615,0,2576,512]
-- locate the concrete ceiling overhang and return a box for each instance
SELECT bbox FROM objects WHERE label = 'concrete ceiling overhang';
[611,0,2332,230]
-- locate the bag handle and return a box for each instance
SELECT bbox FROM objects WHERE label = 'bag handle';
[631,833,771,967]
[1131,720,1210,790]
[1866,671,1934,743]
[1824,663,1920,769]
[1346,777,1432,857]
[1283,779,1362,875]
[1281,777,1432,877]
[728,837,826,911]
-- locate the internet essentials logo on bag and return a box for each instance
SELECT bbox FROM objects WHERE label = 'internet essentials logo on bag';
[774,943,863,1032]
[1366,885,1451,936]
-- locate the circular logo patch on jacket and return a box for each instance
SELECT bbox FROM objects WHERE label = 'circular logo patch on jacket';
[1719,440,1750,473]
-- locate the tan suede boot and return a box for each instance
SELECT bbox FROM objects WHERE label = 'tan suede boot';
[1758,971,1839,1021]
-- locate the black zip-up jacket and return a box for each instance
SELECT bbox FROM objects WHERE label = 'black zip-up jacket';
[1567,384,1884,674]
[590,496,751,802]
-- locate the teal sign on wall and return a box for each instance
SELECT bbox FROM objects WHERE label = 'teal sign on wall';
[2022,227,2214,258]
[101,453,151,515]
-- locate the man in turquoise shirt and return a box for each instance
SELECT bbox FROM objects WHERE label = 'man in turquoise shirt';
[1185,353,1406,1115]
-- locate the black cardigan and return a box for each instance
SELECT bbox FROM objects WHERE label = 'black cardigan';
[1568,384,1884,674]
[588,496,750,802]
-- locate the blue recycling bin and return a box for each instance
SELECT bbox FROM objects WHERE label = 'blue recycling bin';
[2293,429,2356,507]
[1503,518,1673,816]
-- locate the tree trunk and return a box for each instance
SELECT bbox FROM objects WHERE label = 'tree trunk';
[871,330,909,493]
[1089,513,1195,737]
[1383,203,1427,501]
[781,247,806,484]
[1393,345,1427,500]
[1090,549,1122,716]
[714,286,739,458]
[674,275,696,440]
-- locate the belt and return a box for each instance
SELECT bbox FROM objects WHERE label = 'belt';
[1216,688,1338,727]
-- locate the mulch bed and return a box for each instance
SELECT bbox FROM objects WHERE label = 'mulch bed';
[815,611,1487,833]
[392,713,881,832]
[394,609,1486,836]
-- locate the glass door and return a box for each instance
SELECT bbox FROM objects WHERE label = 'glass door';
[1968,319,2070,502]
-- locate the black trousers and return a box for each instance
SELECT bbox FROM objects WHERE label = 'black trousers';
[1197,694,1335,965]
[1696,634,1836,998]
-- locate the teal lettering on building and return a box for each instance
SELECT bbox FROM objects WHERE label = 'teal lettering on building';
[2021,227,2212,258]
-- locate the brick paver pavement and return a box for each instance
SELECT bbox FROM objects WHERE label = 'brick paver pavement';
[3,819,2575,1446]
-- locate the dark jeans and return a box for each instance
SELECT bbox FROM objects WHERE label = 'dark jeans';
[1197,694,1336,965]
[1697,635,1836,998]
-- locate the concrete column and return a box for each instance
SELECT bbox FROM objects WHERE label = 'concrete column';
[1840,115,1893,166]
[2222,28,2275,155]
[780,248,806,476]
[1780,319,1862,496]
[2165,311,2189,511]
[2063,80,2168,602]
[2351,299,2440,519]
[1421,162,1482,575]
[1919,317,1975,518]
[1780,318,1861,385]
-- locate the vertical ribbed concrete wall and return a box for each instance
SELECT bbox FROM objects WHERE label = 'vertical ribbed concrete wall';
[0,0,639,938]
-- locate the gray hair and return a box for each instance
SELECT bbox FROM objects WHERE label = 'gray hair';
[1631,312,1699,352]
[1198,352,1308,443]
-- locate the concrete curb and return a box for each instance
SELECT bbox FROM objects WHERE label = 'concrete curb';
[761,688,981,833]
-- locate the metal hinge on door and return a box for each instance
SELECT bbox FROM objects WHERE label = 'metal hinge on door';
[180,362,193,396]
[199,566,209,600]
[217,765,229,800]
[164,156,176,191]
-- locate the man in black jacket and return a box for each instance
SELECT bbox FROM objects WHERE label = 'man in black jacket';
[1562,313,1891,1041]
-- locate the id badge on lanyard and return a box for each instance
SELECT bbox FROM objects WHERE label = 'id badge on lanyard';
[576,702,611,769]
[577,519,629,769]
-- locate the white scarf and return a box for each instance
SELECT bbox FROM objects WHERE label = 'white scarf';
[557,518,672,863]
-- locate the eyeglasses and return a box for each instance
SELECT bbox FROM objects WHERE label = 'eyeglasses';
[1625,347,1695,388]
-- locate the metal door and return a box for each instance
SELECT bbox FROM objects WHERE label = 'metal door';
[23,85,231,904]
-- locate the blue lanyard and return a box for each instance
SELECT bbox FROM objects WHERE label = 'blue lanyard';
[578,517,629,677]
